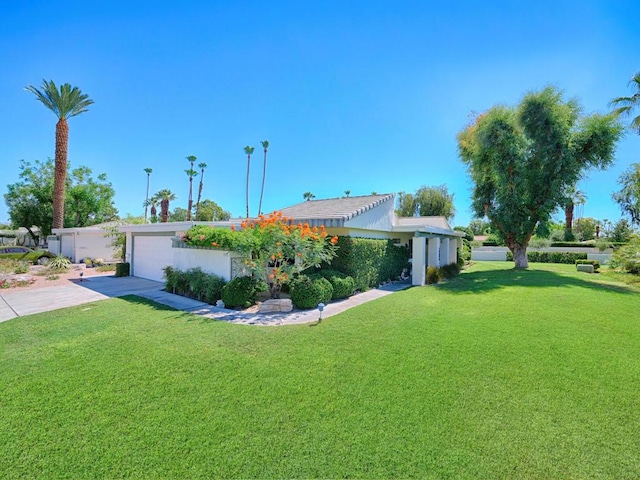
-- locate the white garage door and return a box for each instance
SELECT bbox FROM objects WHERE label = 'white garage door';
[132,235,174,282]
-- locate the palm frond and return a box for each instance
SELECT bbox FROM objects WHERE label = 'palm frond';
[25,79,93,119]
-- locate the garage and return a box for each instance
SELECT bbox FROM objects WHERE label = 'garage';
[132,235,175,282]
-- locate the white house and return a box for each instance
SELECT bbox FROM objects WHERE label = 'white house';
[50,223,119,263]
[120,193,464,286]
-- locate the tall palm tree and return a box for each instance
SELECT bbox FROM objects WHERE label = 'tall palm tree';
[243,146,254,218]
[154,189,177,223]
[257,140,269,215]
[185,155,198,221]
[25,80,93,229]
[610,71,640,135]
[344,190,351,197]
[143,167,153,222]
[303,192,315,201]
[195,162,207,220]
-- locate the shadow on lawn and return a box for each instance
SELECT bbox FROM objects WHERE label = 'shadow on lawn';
[442,267,639,296]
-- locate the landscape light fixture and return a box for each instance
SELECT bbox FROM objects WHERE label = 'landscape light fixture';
[318,303,325,322]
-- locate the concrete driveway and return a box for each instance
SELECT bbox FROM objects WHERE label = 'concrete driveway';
[0,276,165,322]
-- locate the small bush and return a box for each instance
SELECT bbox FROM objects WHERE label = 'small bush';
[13,262,29,274]
[181,225,238,249]
[94,258,105,266]
[317,269,355,299]
[575,259,600,272]
[83,257,94,267]
[221,276,262,308]
[115,262,130,277]
[48,254,71,271]
[290,275,333,309]
[610,235,640,274]
[426,266,440,285]
[440,263,461,279]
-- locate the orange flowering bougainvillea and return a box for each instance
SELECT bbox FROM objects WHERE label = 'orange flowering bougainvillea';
[236,211,339,298]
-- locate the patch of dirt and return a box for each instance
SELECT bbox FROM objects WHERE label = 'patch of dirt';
[0,264,114,291]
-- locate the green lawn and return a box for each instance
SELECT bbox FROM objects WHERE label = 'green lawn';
[2,262,640,479]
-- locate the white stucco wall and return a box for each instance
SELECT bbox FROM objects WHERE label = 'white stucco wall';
[172,248,241,281]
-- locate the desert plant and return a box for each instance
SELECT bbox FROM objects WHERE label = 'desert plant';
[426,266,440,285]
[47,254,71,271]
[13,262,29,274]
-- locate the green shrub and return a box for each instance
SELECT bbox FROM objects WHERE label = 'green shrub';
[610,235,640,274]
[13,262,29,274]
[221,276,262,308]
[575,259,600,272]
[506,251,588,264]
[316,269,355,299]
[595,239,612,253]
[458,240,471,267]
[115,262,130,277]
[83,257,94,267]
[440,262,461,279]
[96,264,116,272]
[289,275,333,309]
[48,254,71,271]
[550,241,596,248]
[330,237,410,291]
[163,266,228,303]
[181,225,238,249]
[426,266,440,285]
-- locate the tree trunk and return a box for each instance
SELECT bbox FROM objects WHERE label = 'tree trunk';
[161,199,169,222]
[187,177,193,221]
[564,201,574,238]
[245,155,251,218]
[195,172,204,220]
[258,149,267,215]
[144,174,150,222]
[512,244,528,269]
[52,118,69,229]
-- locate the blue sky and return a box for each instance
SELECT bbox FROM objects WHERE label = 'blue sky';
[1,0,638,227]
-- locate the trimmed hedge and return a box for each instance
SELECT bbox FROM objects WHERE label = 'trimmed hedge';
[329,237,410,291]
[115,262,130,277]
[221,276,265,308]
[289,275,333,309]
[506,251,588,264]
[316,269,355,299]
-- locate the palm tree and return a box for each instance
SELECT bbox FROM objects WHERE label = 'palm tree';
[257,140,269,215]
[610,71,640,135]
[143,168,152,222]
[25,80,93,229]
[143,197,159,223]
[154,189,177,223]
[563,188,586,240]
[195,162,207,220]
[185,155,198,221]
[303,192,315,201]
[243,146,255,218]
[344,190,351,197]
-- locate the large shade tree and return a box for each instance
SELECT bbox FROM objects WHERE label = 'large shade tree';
[396,185,456,220]
[458,87,622,268]
[5,159,117,243]
[609,71,640,135]
[24,80,94,229]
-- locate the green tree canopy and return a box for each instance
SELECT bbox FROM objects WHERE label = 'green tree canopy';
[4,159,118,243]
[458,86,622,268]
[195,199,231,221]
[396,185,456,220]
[613,163,640,226]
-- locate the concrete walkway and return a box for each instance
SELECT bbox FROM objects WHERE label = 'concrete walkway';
[0,275,411,326]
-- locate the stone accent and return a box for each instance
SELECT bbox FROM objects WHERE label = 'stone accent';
[259,299,293,313]
[576,264,594,273]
